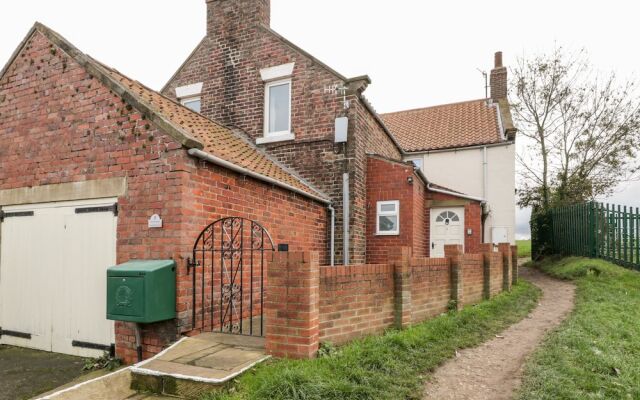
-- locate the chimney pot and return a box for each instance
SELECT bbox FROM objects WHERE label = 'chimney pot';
[494,51,503,68]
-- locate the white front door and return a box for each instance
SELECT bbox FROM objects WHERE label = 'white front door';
[430,207,465,258]
[0,199,117,356]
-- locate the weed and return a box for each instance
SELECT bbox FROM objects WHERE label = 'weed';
[82,352,122,372]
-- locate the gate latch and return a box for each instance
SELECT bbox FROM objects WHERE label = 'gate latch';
[186,257,199,275]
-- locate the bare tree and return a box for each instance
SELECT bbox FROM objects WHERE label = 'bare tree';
[511,47,640,211]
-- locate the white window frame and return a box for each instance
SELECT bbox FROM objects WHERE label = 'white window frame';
[180,96,201,113]
[376,200,400,236]
[176,82,203,113]
[260,78,293,142]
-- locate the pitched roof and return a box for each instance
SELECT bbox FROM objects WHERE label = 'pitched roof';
[2,23,329,203]
[381,99,506,152]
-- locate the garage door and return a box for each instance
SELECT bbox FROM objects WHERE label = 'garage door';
[0,198,117,357]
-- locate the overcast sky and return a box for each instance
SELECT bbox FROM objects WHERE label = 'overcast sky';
[2,0,639,239]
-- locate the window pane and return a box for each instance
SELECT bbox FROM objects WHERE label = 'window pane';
[379,215,398,232]
[183,99,201,113]
[268,83,290,133]
[380,203,396,213]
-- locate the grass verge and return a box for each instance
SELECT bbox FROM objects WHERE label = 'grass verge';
[203,281,540,400]
[518,257,640,399]
[516,240,531,259]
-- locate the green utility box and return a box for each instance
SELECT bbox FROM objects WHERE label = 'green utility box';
[107,260,176,323]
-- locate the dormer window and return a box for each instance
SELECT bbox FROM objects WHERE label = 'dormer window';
[257,63,295,144]
[175,82,203,113]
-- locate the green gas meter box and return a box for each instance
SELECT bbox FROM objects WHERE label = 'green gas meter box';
[107,260,176,323]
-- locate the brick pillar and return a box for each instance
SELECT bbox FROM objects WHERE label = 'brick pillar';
[265,251,319,359]
[445,245,463,310]
[498,243,513,292]
[480,244,493,300]
[389,247,412,329]
[511,245,519,284]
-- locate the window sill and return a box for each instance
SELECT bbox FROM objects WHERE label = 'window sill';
[376,232,400,236]
[256,133,295,145]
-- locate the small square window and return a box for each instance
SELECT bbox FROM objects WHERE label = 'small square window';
[376,200,400,235]
[181,97,201,113]
[264,79,291,136]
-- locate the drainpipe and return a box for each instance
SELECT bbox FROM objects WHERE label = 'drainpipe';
[482,146,489,242]
[134,323,142,362]
[328,204,335,266]
[343,172,350,265]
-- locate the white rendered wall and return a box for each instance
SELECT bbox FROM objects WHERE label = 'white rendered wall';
[407,143,516,244]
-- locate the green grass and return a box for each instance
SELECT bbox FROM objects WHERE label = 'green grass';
[518,257,640,399]
[517,240,532,258]
[202,282,541,400]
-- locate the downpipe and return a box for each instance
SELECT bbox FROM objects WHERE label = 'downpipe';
[328,204,335,266]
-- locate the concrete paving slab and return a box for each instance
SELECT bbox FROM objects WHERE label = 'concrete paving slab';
[193,347,267,370]
[35,368,134,400]
[132,333,269,385]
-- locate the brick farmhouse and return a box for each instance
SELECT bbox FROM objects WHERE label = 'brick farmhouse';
[0,0,516,363]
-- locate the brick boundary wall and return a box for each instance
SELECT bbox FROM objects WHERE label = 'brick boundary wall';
[318,263,395,345]
[266,243,515,358]
[265,252,320,359]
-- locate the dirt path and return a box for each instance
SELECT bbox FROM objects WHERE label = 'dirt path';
[423,265,575,400]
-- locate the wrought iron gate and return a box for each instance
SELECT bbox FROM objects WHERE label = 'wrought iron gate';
[188,217,274,336]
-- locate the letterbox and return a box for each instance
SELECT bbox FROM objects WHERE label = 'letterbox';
[107,260,176,323]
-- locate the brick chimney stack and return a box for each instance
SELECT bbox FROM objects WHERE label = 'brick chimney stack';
[206,0,270,37]
[490,51,507,100]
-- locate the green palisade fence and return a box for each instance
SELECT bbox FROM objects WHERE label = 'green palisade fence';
[532,201,640,270]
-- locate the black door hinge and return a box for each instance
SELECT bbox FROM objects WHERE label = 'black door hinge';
[75,203,118,216]
[0,327,32,339]
[71,340,114,354]
[0,210,34,222]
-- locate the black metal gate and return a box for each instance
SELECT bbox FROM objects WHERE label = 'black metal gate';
[188,217,274,336]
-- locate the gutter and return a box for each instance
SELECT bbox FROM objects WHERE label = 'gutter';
[403,140,514,155]
[188,148,331,205]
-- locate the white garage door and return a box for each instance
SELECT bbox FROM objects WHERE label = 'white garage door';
[0,198,117,357]
[430,207,465,258]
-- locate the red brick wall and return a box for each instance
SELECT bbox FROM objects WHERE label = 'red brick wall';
[410,257,451,322]
[365,157,481,262]
[178,160,328,334]
[365,157,428,263]
[265,251,320,359]
[461,254,484,305]
[0,30,327,363]
[319,263,395,344]
[270,247,512,358]
[162,1,402,264]
[413,179,429,257]
[487,252,504,297]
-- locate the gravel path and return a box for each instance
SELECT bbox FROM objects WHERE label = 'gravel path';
[423,265,575,400]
